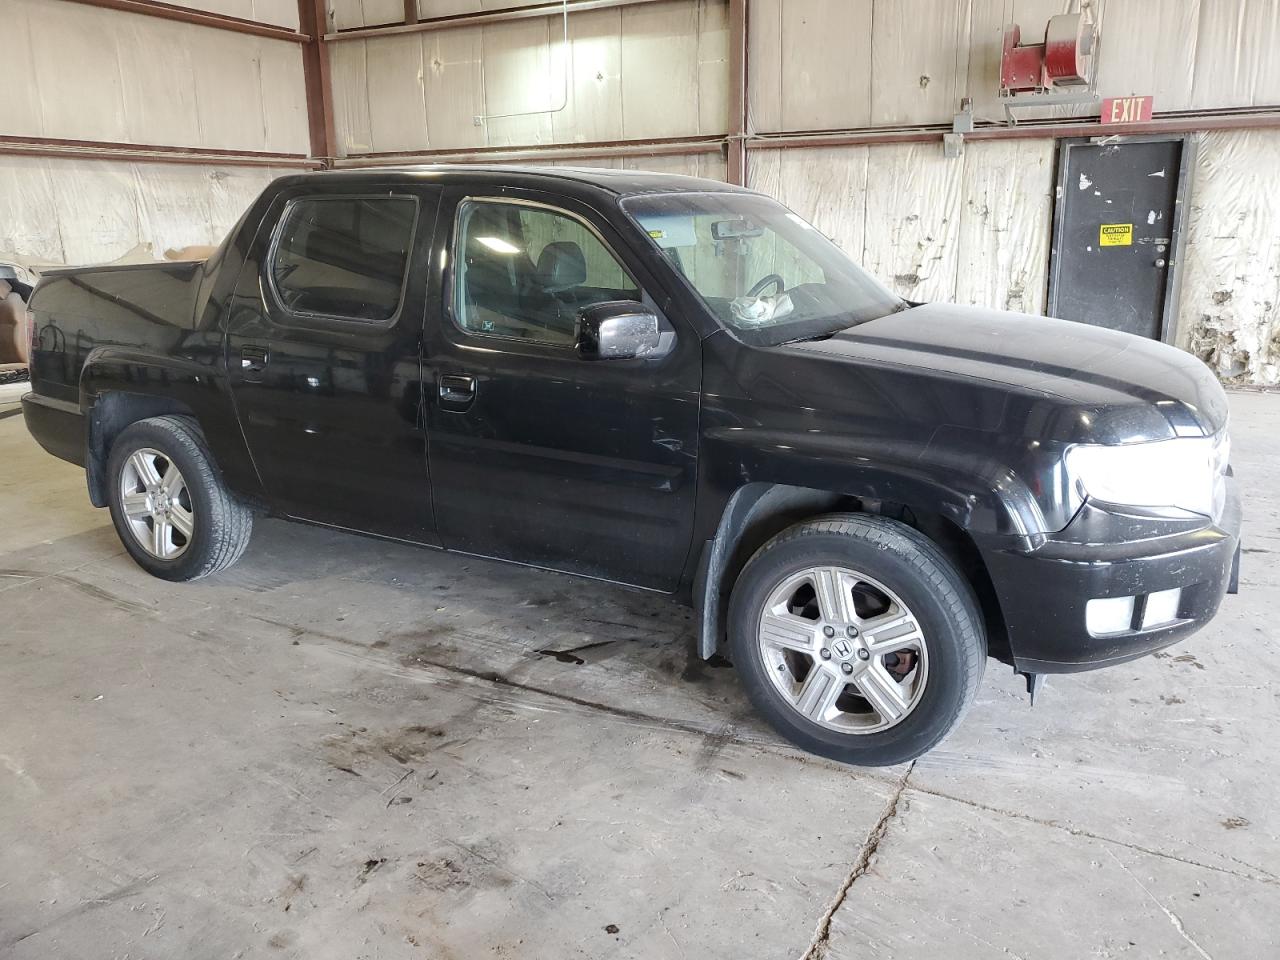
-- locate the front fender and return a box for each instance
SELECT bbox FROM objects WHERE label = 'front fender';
[703,424,1072,540]
[689,428,1075,659]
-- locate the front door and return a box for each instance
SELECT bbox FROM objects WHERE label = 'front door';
[1048,137,1188,340]
[224,184,440,543]
[422,190,701,591]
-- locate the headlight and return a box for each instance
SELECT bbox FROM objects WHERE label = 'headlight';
[1065,432,1229,517]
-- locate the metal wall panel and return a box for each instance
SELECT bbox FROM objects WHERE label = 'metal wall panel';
[366,33,430,152]
[747,0,873,133]
[1191,0,1280,110]
[423,26,489,149]
[619,1,705,138]
[557,8,626,143]
[484,16,557,146]
[0,0,309,154]
[869,0,971,127]
[330,0,728,156]
[1093,0,1199,113]
[167,0,300,29]
[330,39,375,153]
[333,0,404,31]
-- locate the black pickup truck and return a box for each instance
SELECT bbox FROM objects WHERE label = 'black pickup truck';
[22,166,1240,765]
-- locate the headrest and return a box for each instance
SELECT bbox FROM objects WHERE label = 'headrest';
[535,241,586,293]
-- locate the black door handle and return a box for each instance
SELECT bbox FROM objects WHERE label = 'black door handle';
[438,374,477,407]
[241,344,268,380]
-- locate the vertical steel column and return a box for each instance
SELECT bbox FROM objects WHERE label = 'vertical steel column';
[727,0,749,185]
[299,0,338,162]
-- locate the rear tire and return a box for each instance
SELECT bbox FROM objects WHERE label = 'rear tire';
[106,415,253,582]
[728,513,986,766]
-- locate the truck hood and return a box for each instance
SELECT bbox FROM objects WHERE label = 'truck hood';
[787,303,1229,443]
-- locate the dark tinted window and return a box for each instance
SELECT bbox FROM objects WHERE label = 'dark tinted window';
[454,200,640,345]
[271,197,417,323]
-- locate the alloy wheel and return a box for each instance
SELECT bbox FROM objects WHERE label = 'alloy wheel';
[756,565,929,733]
[119,448,195,560]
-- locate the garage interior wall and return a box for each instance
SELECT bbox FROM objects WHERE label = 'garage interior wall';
[1,0,1277,383]
[0,0,308,269]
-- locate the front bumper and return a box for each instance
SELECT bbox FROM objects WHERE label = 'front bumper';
[978,479,1241,674]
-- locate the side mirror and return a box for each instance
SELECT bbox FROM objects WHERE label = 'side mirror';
[576,301,670,361]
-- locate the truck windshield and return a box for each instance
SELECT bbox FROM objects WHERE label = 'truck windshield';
[622,192,903,346]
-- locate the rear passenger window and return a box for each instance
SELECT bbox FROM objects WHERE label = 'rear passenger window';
[454,200,640,345]
[270,197,417,324]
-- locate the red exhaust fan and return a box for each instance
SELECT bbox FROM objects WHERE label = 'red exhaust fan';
[1000,12,1097,94]
[994,7,1100,122]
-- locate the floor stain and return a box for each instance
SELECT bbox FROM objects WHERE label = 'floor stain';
[534,639,619,665]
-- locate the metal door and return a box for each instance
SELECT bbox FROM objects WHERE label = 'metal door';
[1048,137,1190,341]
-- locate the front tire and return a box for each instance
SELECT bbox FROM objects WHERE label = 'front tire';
[106,415,253,582]
[728,514,986,766]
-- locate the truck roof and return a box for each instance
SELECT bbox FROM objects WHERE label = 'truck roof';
[282,164,754,200]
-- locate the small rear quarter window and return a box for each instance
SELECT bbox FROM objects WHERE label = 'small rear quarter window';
[270,196,417,324]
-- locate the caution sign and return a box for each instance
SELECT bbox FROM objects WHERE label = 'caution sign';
[1100,223,1134,247]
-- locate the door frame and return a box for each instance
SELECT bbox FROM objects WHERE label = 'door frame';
[1046,134,1196,344]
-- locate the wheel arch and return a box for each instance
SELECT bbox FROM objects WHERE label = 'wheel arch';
[84,392,200,507]
[79,349,260,508]
[694,481,1010,665]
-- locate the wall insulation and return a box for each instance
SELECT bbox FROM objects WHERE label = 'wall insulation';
[328,0,728,155]
[0,0,309,154]
[750,139,1055,315]
[1180,130,1280,385]
[0,156,295,269]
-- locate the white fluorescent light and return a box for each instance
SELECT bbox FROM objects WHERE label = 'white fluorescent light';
[477,236,522,255]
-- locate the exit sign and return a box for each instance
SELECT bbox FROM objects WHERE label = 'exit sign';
[1101,96,1154,124]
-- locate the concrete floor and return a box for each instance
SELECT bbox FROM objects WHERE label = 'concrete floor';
[1,391,1277,960]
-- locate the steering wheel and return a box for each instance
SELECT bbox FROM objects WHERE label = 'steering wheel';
[747,274,785,298]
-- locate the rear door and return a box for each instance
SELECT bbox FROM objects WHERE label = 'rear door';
[224,182,440,543]
[421,188,702,591]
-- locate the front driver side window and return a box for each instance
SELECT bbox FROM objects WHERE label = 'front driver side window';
[454,200,641,346]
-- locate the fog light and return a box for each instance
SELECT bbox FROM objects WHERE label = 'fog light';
[1086,596,1135,636]
[1142,588,1182,629]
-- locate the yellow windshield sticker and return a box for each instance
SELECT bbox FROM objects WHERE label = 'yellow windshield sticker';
[1099,223,1133,246]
